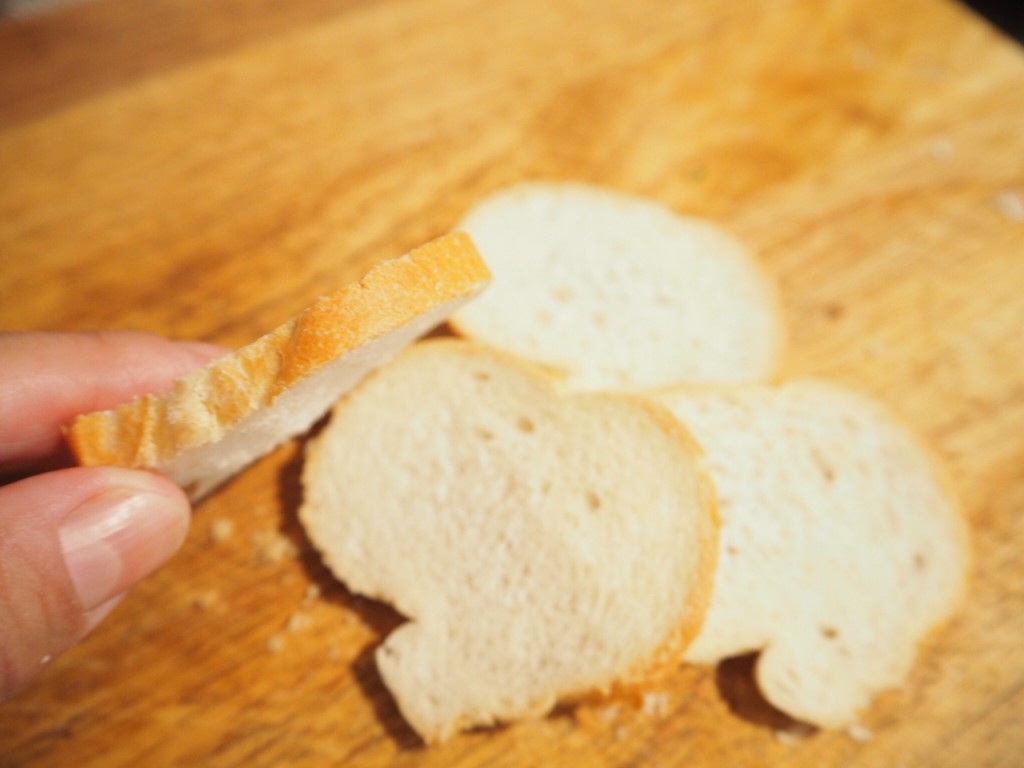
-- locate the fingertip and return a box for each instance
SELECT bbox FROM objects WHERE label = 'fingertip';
[0,466,191,700]
[58,469,192,611]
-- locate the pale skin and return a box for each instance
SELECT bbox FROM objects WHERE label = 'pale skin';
[0,330,224,701]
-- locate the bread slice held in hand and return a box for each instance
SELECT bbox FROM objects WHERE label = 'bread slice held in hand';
[300,339,718,743]
[68,233,491,500]
[652,381,969,728]
[448,183,784,390]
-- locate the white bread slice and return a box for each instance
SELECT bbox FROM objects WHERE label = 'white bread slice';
[448,183,784,390]
[652,381,969,727]
[299,339,718,743]
[68,233,491,500]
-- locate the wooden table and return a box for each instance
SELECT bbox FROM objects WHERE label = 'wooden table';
[2,0,1023,764]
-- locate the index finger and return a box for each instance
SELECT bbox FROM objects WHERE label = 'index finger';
[0,330,225,475]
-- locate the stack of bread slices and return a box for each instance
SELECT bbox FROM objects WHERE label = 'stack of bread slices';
[70,185,969,745]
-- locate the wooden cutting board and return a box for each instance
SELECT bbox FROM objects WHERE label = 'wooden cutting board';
[2,0,1023,765]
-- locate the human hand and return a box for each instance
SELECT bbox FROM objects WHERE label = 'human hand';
[0,330,224,701]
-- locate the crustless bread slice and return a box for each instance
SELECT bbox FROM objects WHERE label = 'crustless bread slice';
[68,233,490,499]
[653,381,969,727]
[299,340,719,743]
[448,184,784,390]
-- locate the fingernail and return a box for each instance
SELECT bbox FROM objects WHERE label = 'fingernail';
[58,485,189,611]
[83,594,125,637]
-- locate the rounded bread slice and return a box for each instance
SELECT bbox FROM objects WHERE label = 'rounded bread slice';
[299,339,718,743]
[653,381,970,727]
[68,233,491,499]
[449,183,784,390]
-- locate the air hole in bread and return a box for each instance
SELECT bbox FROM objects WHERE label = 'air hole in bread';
[516,416,535,434]
[476,427,495,441]
[819,626,839,640]
[586,491,602,511]
[473,371,492,383]
[715,653,811,733]
[810,447,836,483]
[823,302,845,320]
[552,287,574,303]
[913,552,927,571]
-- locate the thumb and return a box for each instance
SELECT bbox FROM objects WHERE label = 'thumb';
[0,467,189,701]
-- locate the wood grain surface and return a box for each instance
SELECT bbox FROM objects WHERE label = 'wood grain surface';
[2,0,1024,765]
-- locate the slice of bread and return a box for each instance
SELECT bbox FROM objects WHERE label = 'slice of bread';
[68,233,491,500]
[448,183,784,390]
[299,339,718,743]
[653,381,969,727]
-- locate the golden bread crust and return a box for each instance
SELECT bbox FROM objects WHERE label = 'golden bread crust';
[68,232,490,472]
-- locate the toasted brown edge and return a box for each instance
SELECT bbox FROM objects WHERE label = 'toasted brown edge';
[67,232,491,470]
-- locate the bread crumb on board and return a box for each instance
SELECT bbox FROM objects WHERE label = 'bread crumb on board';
[994,191,1024,223]
[302,583,321,608]
[861,340,892,360]
[575,690,672,734]
[774,725,815,746]
[574,703,619,732]
[929,138,954,159]
[208,518,235,544]
[641,691,672,719]
[850,45,876,71]
[192,590,223,612]
[251,530,298,565]
[846,723,875,742]
[286,611,312,634]
[266,634,286,654]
